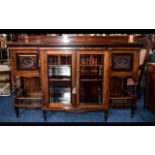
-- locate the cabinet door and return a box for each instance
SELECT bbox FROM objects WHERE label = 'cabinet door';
[41,50,75,110]
[77,51,110,110]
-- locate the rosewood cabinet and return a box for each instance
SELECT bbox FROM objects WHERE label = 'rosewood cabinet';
[8,36,142,121]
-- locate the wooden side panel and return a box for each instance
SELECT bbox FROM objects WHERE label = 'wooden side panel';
[103,51,110,109]
[10,49,40,77]
[40,50,49,109]
[22,77,41,96]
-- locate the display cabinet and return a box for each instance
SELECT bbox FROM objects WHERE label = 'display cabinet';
[40,50,110,120]
[8,35,143,121]
[41,51,75,112]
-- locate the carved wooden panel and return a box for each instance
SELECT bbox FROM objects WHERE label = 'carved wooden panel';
[17,54,38,70]
[112,53,133,71]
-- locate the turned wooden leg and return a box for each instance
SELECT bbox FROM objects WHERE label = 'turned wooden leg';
[104,111,109,121]
[15,107,19,118]
[43,110,48,121]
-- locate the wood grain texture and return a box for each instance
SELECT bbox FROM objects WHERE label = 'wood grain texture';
[9,36,142,119]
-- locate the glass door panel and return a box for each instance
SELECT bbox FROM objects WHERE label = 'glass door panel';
[48,55,72,105]
[80,81,102,104]
[79,54,104,104]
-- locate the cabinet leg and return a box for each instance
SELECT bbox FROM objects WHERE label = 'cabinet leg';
[43,111,48,121]
[104,111,109,121]
[15,107,19,118]
[131,108,136,118]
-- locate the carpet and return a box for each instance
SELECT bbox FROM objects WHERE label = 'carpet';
[0,92,155,123]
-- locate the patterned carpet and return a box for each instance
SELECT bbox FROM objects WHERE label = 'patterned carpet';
[0,90,155,123]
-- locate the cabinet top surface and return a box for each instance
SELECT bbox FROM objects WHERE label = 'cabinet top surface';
[7,36,144,48]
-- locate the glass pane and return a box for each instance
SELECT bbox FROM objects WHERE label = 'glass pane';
[49,81,71,104]
[80,81,103,104]
[79,54,104,104]
[48,55,72,104]
[80,66,103,79]
[49,66,71,79]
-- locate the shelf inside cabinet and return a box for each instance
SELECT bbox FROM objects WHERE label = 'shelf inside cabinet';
[80,54,103,81]
[49,81,72,104]
[48,55,72,66]
[80,81,103,104]
[80,66,103,79]
[80,79,102,81]
[48,66,71,78]
[48,65,71,67]
[109,96,135,108]
[15,89,43,108]
[110,96,134,100]
[49,78,71,81]
[80,55,103,66]
[80,65,103,67]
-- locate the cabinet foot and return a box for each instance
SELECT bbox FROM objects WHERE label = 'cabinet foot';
[104,111,109,121]
[43,111,48,121]
[15,107,19,118]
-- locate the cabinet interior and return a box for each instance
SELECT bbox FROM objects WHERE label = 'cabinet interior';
[48,55,72,104]
[79,54,104,104]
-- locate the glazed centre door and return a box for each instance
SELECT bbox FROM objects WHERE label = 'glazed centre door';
[41,50,76,110]
[41,50,110,111]
[77,51,110,110]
